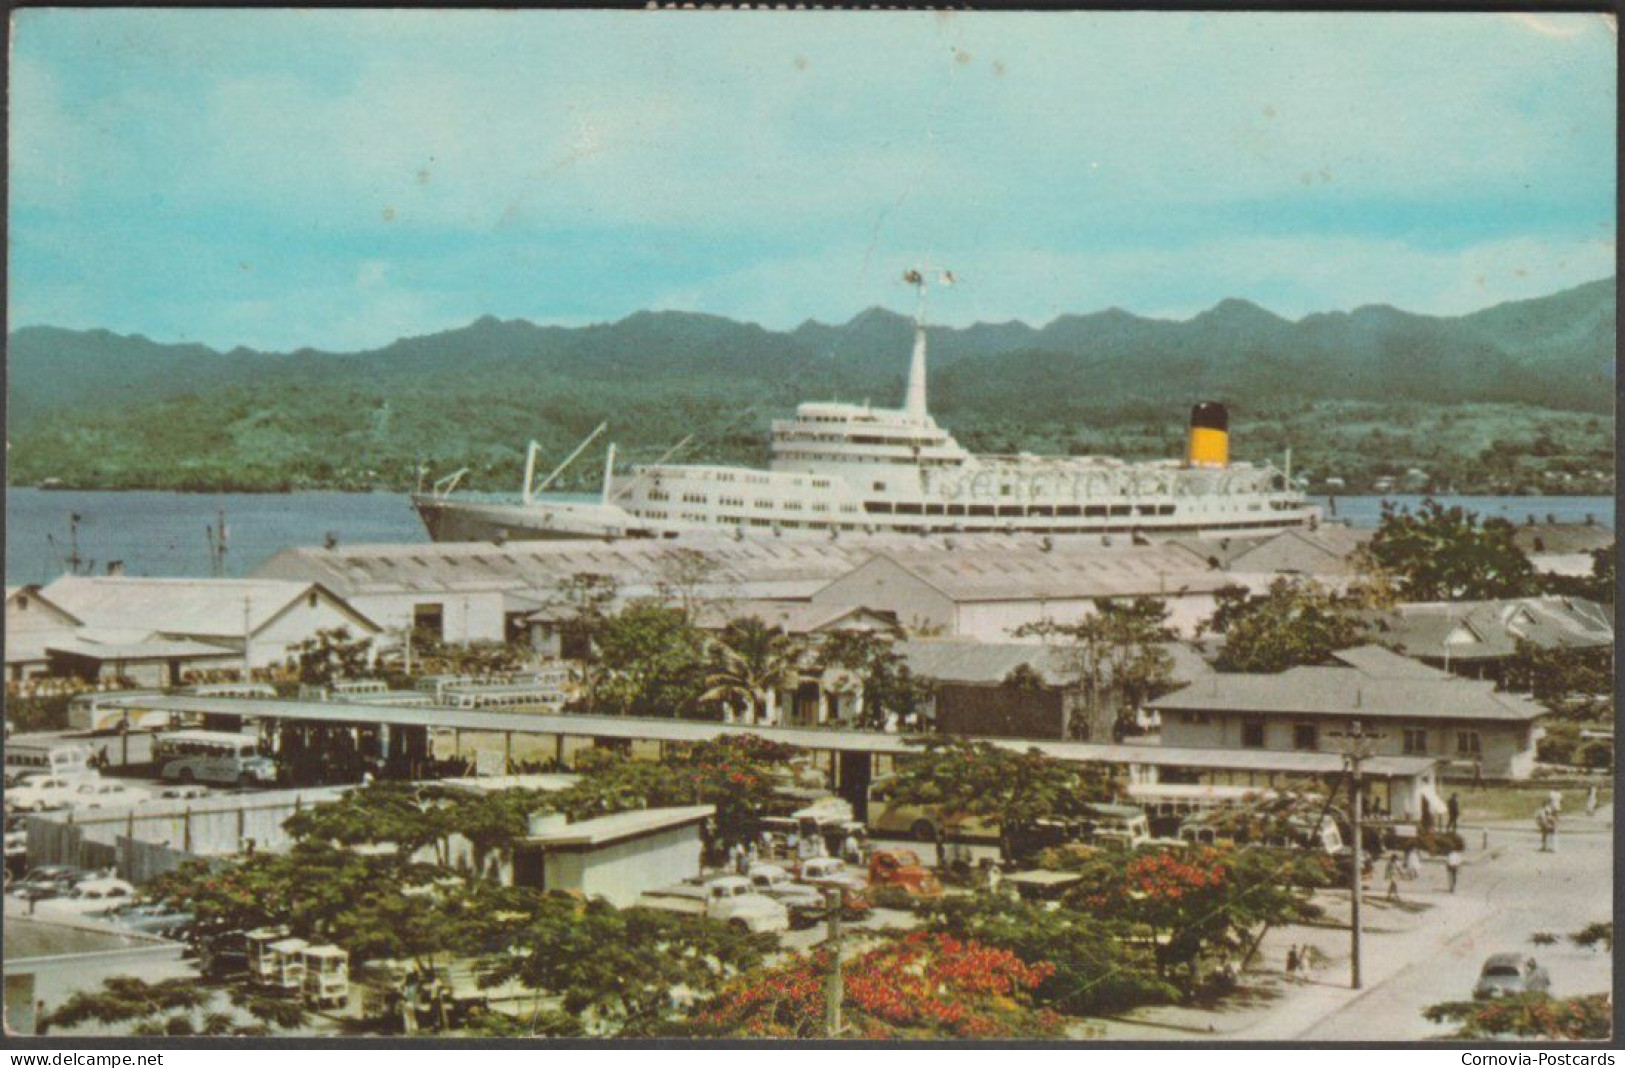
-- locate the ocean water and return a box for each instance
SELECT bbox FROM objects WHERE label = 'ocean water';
[3,488,1613,585]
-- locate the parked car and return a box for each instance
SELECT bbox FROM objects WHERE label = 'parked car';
[1474,954,1551,999]
[73,780,153,810]
[637,875,790,934]
[106,902,194,939]
[744,864,828,928]
[790,857,872,917]
[6,774,94,812]
[34,876,136,918]
[11,865,89,897]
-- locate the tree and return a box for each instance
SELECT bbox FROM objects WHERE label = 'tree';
[40,977,246,1037]
[540,573,620,704]
[889,737,1115,862]
[1365,498,1536,601]
[1015,597,1178,738]
[924,893,1179,1016]
[1423,994,1611,1040]
[682,932,1064,1039]
[1571,921,1613,953]
[554,737,793,846]
[1537,543,1615,605]
[288,626,373,686]
[652,547,726,620]
[1058,843,1328,990]
[1205,578,1374,673]
[701,617,805,724]
[592,600,710,718]
[1502,638,1613,721]
[814,628,930,729]
[475,894,770,1036]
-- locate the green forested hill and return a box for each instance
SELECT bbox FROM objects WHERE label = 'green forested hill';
[6,277,1614,493]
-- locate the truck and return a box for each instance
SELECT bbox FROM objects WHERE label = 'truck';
[637,875,790,934]
[744,864,829,928]
[867,849,942,898]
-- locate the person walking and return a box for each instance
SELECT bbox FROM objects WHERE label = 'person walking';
[1404,844,1422,880]
[1285,945,1301,982]
[1537,807,1553,852]
[1586,785,1599,819]
[1445,848,1463,892]
[1472,759,1484,791]
[1446,793,1461,833]
[1548,788,1563,815]
[1548,808,1560,854]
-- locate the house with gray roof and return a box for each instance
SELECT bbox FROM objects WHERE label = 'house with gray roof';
[1370,596,1613,683]
[1149,645,1546,779]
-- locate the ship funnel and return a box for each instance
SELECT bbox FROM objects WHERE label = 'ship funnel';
[1187,402,1230,469]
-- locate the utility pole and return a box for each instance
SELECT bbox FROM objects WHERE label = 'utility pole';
[1330,719,1383,990]
[823,886,844,1038]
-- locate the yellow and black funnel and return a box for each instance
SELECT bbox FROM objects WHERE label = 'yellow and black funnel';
[1187,401,1229,468]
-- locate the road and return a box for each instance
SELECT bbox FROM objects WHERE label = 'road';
[1296,823,1613,1040]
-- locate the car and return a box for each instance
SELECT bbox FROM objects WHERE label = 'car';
[72,780,152,810]
[12,864,85,893]
[744,864,829,927]
[6,775,89,812]
[1473,954,1552,999]
[33,876,136,918]
[107,902,194,939]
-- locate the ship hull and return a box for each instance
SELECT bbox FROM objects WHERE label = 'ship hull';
[414,493,1319,544]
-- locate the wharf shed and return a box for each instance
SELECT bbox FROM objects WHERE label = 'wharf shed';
[5,585,84,680]
[35,577,380,684]
[253,534,1237,645]
[806,544,1233,640]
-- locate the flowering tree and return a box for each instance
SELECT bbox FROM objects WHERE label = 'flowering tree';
[1423,994,1611,1040]
[1063,844,1326,989]
[683,932,1064,1039]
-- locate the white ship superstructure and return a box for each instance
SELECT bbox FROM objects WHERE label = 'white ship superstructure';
[415,271,1318,543]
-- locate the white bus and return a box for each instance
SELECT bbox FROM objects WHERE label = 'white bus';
[67,692,167,732]
[5,739,94,780]
[155,731,277,787]
[1125,784,1280,838]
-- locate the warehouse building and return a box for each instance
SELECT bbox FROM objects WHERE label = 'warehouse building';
[34,577,381,684]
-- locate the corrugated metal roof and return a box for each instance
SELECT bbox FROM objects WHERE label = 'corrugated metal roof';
[898,638,1214,688]
[41,577,377,639]
[523,805,715,847]
[124,696,1437,779]
[1511,522,1614,556]
[857,543,1230,602]
[45,637,240,662]
[1150,667,1543,722]
[1328,645,1454,679]
[254,533,1229,601]
[1372,596,1614,662]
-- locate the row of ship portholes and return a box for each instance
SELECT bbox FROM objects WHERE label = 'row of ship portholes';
[927,471,1275,501]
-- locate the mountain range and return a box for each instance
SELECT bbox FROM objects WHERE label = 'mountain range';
[5,277,1614,491]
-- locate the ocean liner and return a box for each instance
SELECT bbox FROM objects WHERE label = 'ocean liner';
[414,270,1319,543]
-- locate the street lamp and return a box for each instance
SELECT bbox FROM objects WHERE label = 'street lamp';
[1329,718,1384,990]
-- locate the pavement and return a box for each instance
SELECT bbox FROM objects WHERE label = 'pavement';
[1080,811,1613,1041]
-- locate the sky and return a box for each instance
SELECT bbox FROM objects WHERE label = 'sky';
[8,10,1618,351]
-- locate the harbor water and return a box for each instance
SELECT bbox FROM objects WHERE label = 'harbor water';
[3,488,1613,585]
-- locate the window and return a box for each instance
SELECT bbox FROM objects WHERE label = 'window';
[1241,720,1265,748]
[1403,728,1428,755]
[413,603,445,641]
[1456,731,1482,757]
[872,481,887,492]
[1292,724,1318,751]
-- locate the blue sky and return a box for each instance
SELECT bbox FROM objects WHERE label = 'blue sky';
[9,10,1617,351]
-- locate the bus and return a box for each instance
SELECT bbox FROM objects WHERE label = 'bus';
[154,731,277,787]
[4,740,93,781]
[68,683,277,732]
[67,692,166,732]
[1125,784,1280,838]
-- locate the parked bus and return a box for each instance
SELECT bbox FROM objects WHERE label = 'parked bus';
[67,692,167,732]
[154,731,277,787]
[4,740,93,781]
[1125,784,1279,838]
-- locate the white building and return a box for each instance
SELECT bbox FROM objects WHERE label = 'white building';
[5,585,84,681]
[511,805,714,906]
[34,576,380,684]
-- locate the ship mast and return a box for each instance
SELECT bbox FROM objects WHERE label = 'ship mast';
[902,267,953,424]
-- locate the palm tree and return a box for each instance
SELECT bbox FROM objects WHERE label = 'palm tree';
[702,617,805,725]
